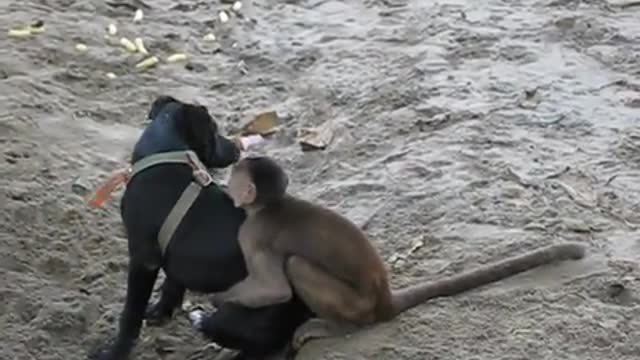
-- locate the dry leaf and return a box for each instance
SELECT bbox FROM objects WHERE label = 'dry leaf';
[241,111,279,135]
[408,238,424,254]
[518,87,541,109]
[298,121,334,151]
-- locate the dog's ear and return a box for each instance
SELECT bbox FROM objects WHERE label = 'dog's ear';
[175,103,213,161]
[148,95,179,120]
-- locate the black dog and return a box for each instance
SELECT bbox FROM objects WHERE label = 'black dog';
[94,96,312,360]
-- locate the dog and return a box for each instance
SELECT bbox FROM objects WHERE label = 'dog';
[92,96,313,360]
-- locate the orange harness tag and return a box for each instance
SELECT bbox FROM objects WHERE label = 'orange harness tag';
[88,168,131,209]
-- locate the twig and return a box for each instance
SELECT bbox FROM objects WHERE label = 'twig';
[544,165,571,180]
[554,180,597,208]
[359,200,389,231]
[605,174,619,186]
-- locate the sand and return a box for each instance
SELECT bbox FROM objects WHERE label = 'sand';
[2,0,640,359]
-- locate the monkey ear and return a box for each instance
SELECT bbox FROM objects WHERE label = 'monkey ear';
[243,182,257,205]
[175,104,213,161]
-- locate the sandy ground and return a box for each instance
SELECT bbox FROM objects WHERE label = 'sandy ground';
[2,0,640,359]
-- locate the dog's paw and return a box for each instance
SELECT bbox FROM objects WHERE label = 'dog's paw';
[189,309,206,330]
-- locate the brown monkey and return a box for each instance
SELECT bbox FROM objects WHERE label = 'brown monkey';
[210,156,586,348]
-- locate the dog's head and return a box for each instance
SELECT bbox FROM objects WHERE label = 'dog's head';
[133,96,240,168]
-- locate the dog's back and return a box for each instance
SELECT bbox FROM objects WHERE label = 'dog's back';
[121,163,247,291]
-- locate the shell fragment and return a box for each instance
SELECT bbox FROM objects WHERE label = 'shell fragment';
[120,37,138,52]
[134,37,149,55]
[75,43,88,52]
[8,28,33,38]
[133,9,144,22]
[203,33,217,42]
[166,53,188,63]
[136,56,159,69]
[8,21,45,38]
[106,72,117,79]
[108,23,118,36]
[219,10,230,23]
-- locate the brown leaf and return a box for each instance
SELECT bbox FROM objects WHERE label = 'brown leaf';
[297,121,334,151]
[241,111,279,135]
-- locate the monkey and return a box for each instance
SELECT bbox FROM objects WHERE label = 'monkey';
[208,155,586,349]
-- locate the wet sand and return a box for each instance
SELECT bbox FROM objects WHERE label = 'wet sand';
[1,0,640,359]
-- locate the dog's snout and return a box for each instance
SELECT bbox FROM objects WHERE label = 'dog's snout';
[210,134,241,168]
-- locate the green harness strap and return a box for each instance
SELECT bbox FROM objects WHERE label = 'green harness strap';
[129,150,200,178]
[129,150,212,255]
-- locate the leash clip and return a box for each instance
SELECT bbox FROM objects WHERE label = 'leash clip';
[187,152,213,187]
[193,169,213,187]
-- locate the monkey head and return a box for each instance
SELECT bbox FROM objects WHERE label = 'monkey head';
[227,156,289,209]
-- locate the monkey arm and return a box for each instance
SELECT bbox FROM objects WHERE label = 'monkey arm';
[212,250,293,308]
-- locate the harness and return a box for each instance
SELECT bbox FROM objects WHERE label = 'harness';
[127,150,214,255]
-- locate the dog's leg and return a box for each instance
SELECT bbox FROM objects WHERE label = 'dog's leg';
[145,276,185,326]
[96,263,158,360]
[188,304,296,357]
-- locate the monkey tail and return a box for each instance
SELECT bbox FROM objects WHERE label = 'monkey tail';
[391,242,585,315]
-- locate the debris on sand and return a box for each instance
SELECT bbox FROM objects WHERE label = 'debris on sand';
[166,53,189,63]
[75,43,88,53]
[107,23,118,36]
[7,3,248,76]
[297,121,335,151]
[518,87,542,109]
[241,111,280,136]
[133,9,144,23]
[236,60,249,75]
[135,55,159,69]
[8,20,45,38]
[8,28,33,38]
[119,37,138,52]
[388,237,424,270]
[134,37,149,55]
[219,10,230,23]
[606,0,640,8]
